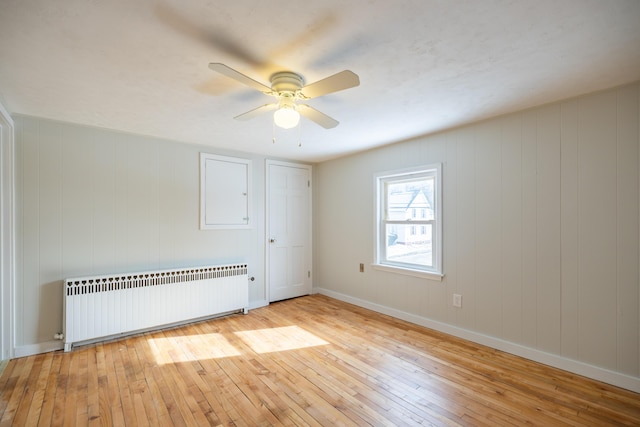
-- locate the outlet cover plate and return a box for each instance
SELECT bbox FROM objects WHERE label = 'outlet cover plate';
[453,294,462,308]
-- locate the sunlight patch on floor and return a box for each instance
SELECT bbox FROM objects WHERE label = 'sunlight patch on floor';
[148,333,241,364]
[147,326,328,364]
[234,325,329,354]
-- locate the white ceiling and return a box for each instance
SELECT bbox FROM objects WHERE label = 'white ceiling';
[1,0,639,162]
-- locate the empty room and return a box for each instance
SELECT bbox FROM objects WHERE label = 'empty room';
[1,1,640,425]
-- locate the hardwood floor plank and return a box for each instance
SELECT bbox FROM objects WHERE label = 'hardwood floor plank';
[1,294,639,426]
[24,352,53,426]
[151,332,202,426]
[50,348,71,426]
[0,355,34,425]
[185,324,254,425]
[131,333,173,425]
[63,351,80,427]
[13,355,47,426]
[74,346,89,427]
[149,363,188,427]
[89,343,112,426]
[36,352,62,427]
[112,341,139,426]
[85,346,100,426]
[160,329,243,427]
[101,341,125,426]
[120,337,159,427]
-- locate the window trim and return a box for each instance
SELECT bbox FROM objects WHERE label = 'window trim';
[373,164,443,281]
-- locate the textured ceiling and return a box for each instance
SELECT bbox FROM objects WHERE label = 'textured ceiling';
[1,0,639,162]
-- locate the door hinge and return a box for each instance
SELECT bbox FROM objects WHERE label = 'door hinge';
[308,180,310,187]
[308,271,311,278]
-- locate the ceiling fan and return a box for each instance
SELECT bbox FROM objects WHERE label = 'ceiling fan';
[208,63,360,129]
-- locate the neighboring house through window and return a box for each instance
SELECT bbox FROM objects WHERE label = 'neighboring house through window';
[374,164,443,280]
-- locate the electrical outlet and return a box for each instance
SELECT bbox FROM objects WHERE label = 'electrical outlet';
[453,294,462,308]
[359,263,364,272]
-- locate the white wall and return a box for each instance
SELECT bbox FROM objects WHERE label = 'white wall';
[314,82,640,391]
[14,116,270,355]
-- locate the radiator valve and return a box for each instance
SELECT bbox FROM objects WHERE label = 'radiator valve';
[53,333,64,340]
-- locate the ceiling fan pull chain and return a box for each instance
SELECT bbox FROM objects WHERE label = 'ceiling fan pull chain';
[272,120,276,144]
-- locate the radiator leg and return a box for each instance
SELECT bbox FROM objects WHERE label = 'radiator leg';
[64,343,72,352]
[243,307,249,315]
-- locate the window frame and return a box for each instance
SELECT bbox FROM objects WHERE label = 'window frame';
[373,164,443,281]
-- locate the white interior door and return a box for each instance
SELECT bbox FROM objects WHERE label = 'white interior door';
[267,161,311,302]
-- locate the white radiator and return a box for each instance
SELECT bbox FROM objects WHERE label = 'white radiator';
[63,264,248,351]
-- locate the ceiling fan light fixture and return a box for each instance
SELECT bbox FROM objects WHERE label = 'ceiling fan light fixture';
[273,106,300,129]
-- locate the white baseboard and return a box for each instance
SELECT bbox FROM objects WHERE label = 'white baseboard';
[314,287,640,393]
[14,340,64,358]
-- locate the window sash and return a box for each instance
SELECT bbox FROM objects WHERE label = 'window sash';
[381,223,437,271]
[383,220,435,225]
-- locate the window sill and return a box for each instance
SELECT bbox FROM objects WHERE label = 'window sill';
[371,264,444,282]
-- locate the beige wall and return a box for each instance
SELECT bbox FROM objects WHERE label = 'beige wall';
[314,83,640,391]
[14,116,269,355]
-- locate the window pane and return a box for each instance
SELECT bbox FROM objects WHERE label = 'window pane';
[385,223,433,267]
[386,178,435,220]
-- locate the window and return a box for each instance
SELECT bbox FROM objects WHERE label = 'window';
[374,164,442,280]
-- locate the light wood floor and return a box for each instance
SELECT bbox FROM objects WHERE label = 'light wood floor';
[1,295,639,426]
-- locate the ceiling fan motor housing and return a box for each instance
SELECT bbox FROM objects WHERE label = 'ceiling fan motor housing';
[270,72,304,94]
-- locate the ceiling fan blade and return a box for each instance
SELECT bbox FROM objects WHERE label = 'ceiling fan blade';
[209,63,272,93]
[299,70,360,99]
[234,103,278,121]
[297,104,339,129]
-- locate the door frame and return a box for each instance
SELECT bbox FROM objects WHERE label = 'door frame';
[265,159,312,303]
[0,101,15,361]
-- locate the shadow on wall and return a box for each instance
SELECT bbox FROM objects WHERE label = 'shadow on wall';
[37,280,64,343]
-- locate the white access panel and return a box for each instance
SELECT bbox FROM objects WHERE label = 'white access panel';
[200,153,252,229]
